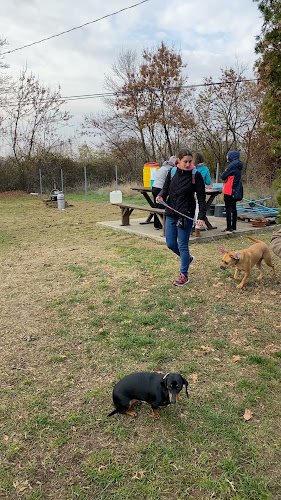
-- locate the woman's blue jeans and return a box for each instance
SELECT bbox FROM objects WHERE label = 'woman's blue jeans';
[165,216,193,276]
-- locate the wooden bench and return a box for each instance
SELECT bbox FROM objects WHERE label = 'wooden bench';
[112,203,166,235]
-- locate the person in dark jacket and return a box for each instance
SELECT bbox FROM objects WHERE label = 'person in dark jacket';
[156,149,206,286]
[221,151,243,233]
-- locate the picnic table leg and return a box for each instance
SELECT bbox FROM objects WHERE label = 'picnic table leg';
[121,207,133,225]
[204,192,217,230]
[162,215,166,237]
[204,216,216,230]
[140,191,155,224]
[141,191,154,207]
[140,213,154,224]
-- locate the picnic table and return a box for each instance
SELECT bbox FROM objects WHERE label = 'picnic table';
[131,186,223,230]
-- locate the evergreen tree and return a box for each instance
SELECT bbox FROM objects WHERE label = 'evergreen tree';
[254,0,281,157]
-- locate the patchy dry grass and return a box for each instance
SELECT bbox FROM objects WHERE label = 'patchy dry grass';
[0,193,280,499]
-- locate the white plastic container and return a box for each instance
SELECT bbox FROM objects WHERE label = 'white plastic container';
[110,190,122,204]
[57,191,65,210]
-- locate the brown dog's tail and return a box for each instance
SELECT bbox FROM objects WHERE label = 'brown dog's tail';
[247,236,263,244]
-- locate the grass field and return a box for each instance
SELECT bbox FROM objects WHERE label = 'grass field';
[0,192,280,500]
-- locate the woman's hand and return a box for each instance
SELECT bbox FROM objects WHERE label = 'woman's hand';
[196,219,205,228]
[156,196,163,204]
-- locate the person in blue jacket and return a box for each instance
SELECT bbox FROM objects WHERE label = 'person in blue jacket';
[193,153,212,236]
[194,153,212,185]
[221,150,243,233]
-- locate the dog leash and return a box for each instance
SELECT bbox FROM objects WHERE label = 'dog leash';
[159,200,226,254]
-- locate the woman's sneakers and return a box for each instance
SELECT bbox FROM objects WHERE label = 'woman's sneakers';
[190,255,195,265]
[173,256,194,286]
[174,273,189,286]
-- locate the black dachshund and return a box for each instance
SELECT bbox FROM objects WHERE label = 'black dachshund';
[108,371,189,419]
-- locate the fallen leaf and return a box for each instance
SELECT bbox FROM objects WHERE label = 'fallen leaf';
[270,291,277,296]
[215,294,221,299]
[98,465,107,473]
[194,345,215,356]
[243,408,253,421]
[189,373,198,383]
[200,345,215,354]
[132,470,146,480]
[13,480,31,493]
[232,355,241,363]
[213,282,223,287]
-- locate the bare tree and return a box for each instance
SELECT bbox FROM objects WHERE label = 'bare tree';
[190,66,264,173]
[84,43,194,164]
[6,67,71,188]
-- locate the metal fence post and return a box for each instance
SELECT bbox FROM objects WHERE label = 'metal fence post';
[216,163,220,183]
[39,169,43,195]
[84,166,87,200]
[215,163,220,205]
[61,169,64,193]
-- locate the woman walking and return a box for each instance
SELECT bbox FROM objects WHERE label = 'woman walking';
[156,149,206,286]
[221,151,243,233]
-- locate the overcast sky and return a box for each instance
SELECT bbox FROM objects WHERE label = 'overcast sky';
[1,0,263,141]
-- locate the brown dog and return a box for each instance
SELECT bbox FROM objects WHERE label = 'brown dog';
[220,236,275,288]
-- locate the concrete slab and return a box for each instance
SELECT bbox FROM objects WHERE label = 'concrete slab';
[97,216,280,245]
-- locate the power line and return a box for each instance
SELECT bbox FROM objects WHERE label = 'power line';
[2,0,149,55]
[1,78,260,107]
[60,78,260,101]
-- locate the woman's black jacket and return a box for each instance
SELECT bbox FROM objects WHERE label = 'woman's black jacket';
[158,167,206,221]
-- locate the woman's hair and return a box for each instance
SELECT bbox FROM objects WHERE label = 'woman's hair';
[194,153,205,166]
[178,148,193,160]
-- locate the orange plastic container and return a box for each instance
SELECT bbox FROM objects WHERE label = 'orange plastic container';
[143,162,159,188]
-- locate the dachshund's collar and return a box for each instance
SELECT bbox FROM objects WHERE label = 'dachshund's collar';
[162,373,169,380]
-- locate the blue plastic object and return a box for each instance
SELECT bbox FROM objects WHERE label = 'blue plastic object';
[236,198,279,217]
